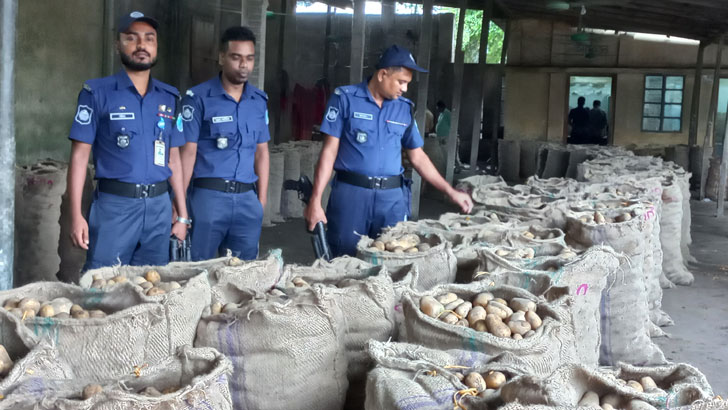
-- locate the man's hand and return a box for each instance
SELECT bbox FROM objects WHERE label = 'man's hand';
[259,197,267,211]
[304,202,327,232]
[171,221,188,241]
[448,188,474,214]
[71,214,90,250]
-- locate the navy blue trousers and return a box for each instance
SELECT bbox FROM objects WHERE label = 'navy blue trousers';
[84,191,172,270]
[189,187,263,261]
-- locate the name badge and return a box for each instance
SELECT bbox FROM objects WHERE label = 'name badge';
[353,112,373,121]
[110,112,135,120]
[212,116,234,123]
[154,140,165,166]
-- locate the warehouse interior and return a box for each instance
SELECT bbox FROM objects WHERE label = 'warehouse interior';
[1,0,728,407]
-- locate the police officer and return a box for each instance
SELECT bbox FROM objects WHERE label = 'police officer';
[179,26,269,261]
[304,45,474,257]
[68,11,189,270]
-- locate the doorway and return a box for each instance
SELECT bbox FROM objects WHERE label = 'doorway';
[567,76,615,144]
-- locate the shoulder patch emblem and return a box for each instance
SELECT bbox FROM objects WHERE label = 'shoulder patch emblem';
[74,105,93,125]
[182,105,194,121]
[185,89,194,97]
[326,106,339,122]
[82,83,92,92]
[334,88,342,96]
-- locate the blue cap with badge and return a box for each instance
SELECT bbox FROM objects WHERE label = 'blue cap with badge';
[375,45,428,73]
[117,11,159,34]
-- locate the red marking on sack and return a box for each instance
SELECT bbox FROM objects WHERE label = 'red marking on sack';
[576,284,588,295]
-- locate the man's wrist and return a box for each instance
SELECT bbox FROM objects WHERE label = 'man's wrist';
[175,216,192,226]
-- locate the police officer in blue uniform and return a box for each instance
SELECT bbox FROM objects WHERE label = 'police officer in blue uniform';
[67,12,189,270]
[179,27,270,261]
[304,45,474,256]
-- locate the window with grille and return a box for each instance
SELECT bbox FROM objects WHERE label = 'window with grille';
[642,75,684,132]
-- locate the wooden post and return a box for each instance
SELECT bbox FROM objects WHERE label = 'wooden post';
[350,0,366,84]
[701,35,724,200]
[470,0,493,169]
[717,95,728,216]
[688,41,705,146]
[445,0,468,185]
[491,19,509,168]
[410,0,434,220]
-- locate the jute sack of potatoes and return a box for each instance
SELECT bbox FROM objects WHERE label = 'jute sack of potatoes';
[79,265,212,372]
[455,174,507,195]
[0,282,183,380]
[17,346,234,410]
[402,282,577,377]
[565,205,666,367]
[525,176,581,196]
[470,185,569,229]
[195,284,348,410]
[357,231,457,291]
[472,246,620,369]
[365,340,522,410]
[501,363,713,410]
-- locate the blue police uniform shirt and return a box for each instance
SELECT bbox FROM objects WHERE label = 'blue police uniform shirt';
[68,70,185,185]
[181,75,270,184]
[320,80,423,177]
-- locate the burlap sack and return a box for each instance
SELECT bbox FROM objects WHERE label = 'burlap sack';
[357,232,457,291]
[661,179,694,286]
[565,207,666,366]
[470,185,568,229]
[0,281,193,381]
[195,285,348,410]
[472,246,619,368]
[23,346,233,410]
[455,175,507,195]
[501,363,713,409]
[525,176,581,197]
[365,340,520,410]
[402,282,577,377]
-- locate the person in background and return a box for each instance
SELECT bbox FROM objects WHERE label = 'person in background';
[435,100,451,144]
[568,96,590,144]
[588,100,608,145]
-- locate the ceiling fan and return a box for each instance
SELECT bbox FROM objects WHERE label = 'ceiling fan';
[545,0,618,11]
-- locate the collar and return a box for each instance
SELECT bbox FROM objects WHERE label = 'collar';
[210,73,253,100]
[114,69,158,93]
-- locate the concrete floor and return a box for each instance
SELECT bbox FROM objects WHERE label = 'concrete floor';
[259,196,728,395]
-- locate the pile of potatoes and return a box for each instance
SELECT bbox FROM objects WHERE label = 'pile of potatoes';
[578,376,660,410]
[520,230,558,241]
[2,296,108,320]
[90,270,183,297]
[457,370,508,398]
[420,292,543,339]
[368,234,431,254]
[82,383,179,400]
[577,210,636,225]
[208,288,290,315]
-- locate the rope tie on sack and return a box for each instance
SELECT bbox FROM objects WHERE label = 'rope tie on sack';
[132,363,148,377]
[452,388,478,409]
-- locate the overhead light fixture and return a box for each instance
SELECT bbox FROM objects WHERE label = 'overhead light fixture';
[545,1,571,11]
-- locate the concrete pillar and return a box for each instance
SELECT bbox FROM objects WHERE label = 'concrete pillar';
[688,41,705,147]
[350,0,366,84]
[277,0,296,143]
[445,0,468,185]
[470,0,493,169]
[381,0,395,44]
[323,6,332,80]
[241,0,269,89]
[410,0,434,220]
[0,0,17,289]
[701,35,724,200]
[717,98,728,216]
[102,0,115,76]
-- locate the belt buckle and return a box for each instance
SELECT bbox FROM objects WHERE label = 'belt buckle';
[140,184,151,198]
[373,177,384,189]
[225,180,236,193]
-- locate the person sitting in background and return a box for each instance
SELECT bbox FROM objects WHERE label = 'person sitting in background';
[435,100,451,143]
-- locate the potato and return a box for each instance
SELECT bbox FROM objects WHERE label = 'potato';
[162,386,179,394]
[112,275,127,284]
[472,320,488,332]
[50,298,73,315]
[38,305,55,318]
[455,319,469,327]
[404,246,418,253]
[440,312,459,325]
[507,319,531,336]
[616,213,633,222]
[384,241,398,252]
[228,256,243,266]
[525,311,543,330]
[21,309,36,320]
[516,248,535,259]
[594,211,606,225]
[512,333,523,340]
[90,278,108,289]
[510,298,536,313]
[146,287,166,297]
[472,292,493,308]
[70,304,84,315]
[372,240,386,251]
[92,274,104,281]
[485,302,510,319]
[547,232,556,239]
[627,380,644,392]
[522,231,535,239]
[144,269,162,284]
[579,216,589,223]
[463,372,486,392]
[454,372,465,381]
[559,250,577,259]
[367,247,380,252]
[467,306,487,323]
[140,281,154,290]
[485,315,511,338]
[210,302,223,315]
[628,400,657,410]
[416,243,431,252]
[393,247,405,254]
[444,299,464,311]
[72,309,90,319]
[88,310,106,319]
[222,303,238,314]
[436,293,458,305]
[601,393,622,408]
[82,384,103,400]
[484,371,506,389]
[524,330,535,338]
[158,281,181,293]
[292,277,310,288]
[639,376,658,391]
[602,404,615,410]
[420,296,444,318]
[492,298,508,307]
[18,298,40,314]
[3,297,19,310]
[454,302,472,318]
[269,289,286,297]
[578,391,600,407]
[508,311,526,322]
[139,387,162,397]
[0,344,13,376]
[132,276,147,285]
[495,249,510,257]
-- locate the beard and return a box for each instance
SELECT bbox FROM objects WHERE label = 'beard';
[223,69,248,86]
[120,50,157,71]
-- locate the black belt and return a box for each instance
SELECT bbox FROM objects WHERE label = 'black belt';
[97,179,169,199]
[336,171,403,190]
[193,178,254,193]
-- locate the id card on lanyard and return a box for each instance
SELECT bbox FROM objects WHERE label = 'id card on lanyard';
[154,116,166,167]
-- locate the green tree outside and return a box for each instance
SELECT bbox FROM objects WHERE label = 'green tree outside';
[441,8,504,63]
